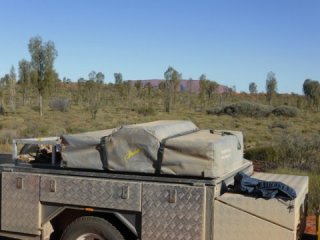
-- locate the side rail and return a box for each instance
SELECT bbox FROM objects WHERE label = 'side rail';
[12,137,61,165]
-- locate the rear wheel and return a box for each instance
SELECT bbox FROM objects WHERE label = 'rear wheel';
[60,216,125,240]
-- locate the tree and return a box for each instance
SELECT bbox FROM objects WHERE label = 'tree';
[199,74,218,108]
[199,74,209,109]
[8,66,17,112]
[249,82,257,94]
[187,78,193,109]
[303,79,320,110]
[85,71,105,120]
[96,72,105,84]
[28,36,58,116]
[0,74,10,112]
[18,59,32,106]
[163,66,181,112]
[114,73,124,98]
[134,80,142,97]
[123,80,133,106]
[206,81,218,100]
[266,71,277,105]
[145,82,152,105]
[114,73,123,85]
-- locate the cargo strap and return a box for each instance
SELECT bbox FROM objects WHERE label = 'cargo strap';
[211,130,242,150]
[155,129,199,175]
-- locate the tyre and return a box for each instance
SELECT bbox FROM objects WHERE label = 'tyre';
[60,216,125,240]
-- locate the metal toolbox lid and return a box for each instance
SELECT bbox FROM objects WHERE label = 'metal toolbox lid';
[216,172,308,231]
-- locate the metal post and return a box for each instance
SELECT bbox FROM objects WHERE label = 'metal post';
[12,140,17,163]
[51,145,56,166]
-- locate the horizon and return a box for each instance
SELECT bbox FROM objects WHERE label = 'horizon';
[0,0,319,94]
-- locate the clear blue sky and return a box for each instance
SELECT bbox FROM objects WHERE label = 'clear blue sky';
[0,0,319,94]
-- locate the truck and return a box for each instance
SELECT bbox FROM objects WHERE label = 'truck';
[0,120,310,240]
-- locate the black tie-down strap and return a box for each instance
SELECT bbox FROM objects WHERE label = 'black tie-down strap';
[154,129,199,175]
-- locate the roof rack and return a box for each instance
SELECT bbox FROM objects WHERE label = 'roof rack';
[12,137,61,165]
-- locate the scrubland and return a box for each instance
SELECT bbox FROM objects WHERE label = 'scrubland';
[0,88,319,211]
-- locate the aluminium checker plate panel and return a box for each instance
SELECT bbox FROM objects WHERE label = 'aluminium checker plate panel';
[40,175,141,212]
[1,172,41,235]
[141,183,206,240]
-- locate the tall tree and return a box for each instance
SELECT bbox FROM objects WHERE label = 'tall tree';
[199,74,218,108]
[199,74,209,109]
[249,82,257,94]
[266,71,277,105]
[134,80,142,97]
[206,81,218,100]
[187,78,193,109]
[76,77,86,105]
[28,36,58,116]
[18,59,31,106]
[163,66,181,112]
[114,73,123,84]
[85,71,105,120]
[114,73,124,98]
[8,66,17,112]
[96,72,105,83]
[123,80,133,107]
[145,82,152,106]
[0,75,8,114]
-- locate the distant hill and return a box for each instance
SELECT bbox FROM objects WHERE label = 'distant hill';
[128,79,231,94]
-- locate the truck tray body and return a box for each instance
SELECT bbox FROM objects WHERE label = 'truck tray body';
[0,160,308,240]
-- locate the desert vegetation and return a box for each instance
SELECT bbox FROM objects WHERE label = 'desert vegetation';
[0,36,320,211]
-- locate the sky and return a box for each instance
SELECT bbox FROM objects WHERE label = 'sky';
[0,0,319,94]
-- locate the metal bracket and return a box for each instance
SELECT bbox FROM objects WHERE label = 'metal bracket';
[121,185,129,199]
[49,180,56,192]
[168,189,177,203]
[16,177,23,189]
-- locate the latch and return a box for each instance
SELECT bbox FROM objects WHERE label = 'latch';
[168,189,177,203]
[49,180,56,192]
[121,185,129,199]
[16,177,23,189]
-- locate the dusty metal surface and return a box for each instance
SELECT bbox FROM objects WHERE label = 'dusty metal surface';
[214,200,295,240]
[40,175,141,211]
[1,172,40,235]
[217,172,308,231]
[141,182,205,240]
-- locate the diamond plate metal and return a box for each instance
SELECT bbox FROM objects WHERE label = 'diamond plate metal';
[1,172,40,235]
[141,183,205,240]
[40,175,141,211]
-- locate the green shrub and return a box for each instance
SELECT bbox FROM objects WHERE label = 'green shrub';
[269,122,291,129]
[274,133,320,171]
[272,105,299,117]
[246,133,320,172]
[49,98,70,112]
[244,146,277,162]
[208,102,300,118]
[206,106,224,115]
[136,106,156,116]
[207,101,273,117]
